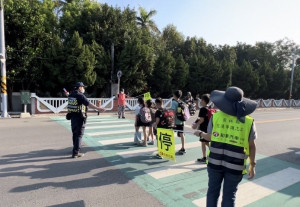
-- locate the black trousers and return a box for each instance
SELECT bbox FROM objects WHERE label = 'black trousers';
[71,115,86,155]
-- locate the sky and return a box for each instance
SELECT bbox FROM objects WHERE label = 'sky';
[98,0,300,46]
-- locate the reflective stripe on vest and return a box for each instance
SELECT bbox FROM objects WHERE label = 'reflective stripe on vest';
[209,146,248,159]
[68,97,81,113]
[208,111,253,174]
[208,157,246,171]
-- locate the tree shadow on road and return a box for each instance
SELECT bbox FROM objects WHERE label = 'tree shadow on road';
[0,146,139,193]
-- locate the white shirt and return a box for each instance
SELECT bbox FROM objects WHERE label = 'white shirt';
[135,105,141,115]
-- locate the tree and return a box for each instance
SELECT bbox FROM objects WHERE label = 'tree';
[161,24,184,56]
[117,35,154,95]
[186,53,204,96]
[172,54,189,90]
[63,32,96,87]
[89,41,109,96]
[232,61,259,98]
[136,7,160,34]
[5,0,55,95]
[150,52,175,97]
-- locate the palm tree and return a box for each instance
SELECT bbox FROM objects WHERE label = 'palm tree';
[53,0,67,17]
[136,7,160,34]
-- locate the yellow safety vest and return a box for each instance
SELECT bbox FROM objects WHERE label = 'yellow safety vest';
[207,111,253,174]
[67,96,86,114]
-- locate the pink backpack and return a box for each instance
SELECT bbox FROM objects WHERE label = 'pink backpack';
[139,107,152,123]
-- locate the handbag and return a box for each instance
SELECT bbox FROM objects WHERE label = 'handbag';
[66,113,72,120]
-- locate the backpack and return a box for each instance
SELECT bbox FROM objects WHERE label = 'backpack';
[207,108,217,120]
[176,101,190,121]
[139,107,152,123]
[159,109,175,128]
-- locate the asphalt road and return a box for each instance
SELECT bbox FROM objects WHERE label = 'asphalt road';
[0,108,299,207]
[250,108,300,165]
[0,115,164,207]
[182,108,300,165]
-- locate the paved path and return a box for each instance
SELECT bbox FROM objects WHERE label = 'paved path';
[1,109,300,207]
[54,113,300,207]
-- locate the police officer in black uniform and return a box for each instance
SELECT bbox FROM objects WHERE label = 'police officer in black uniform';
[68,82,105,158]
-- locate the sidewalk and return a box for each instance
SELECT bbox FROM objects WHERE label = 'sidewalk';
[0,116,163,207]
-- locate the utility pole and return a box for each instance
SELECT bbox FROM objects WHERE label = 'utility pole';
[0,0,9,118]
[289,49,300,106]
[110,43,114,97]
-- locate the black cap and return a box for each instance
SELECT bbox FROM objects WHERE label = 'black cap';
[74,82,85,88]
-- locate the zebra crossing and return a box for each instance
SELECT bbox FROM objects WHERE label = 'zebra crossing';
[54,115,300,207]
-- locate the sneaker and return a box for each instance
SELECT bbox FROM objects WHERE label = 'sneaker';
[72,153,85,158]
[137,142,147,147]
[178,148,186,155]
[197,157,207,163]
[122,117,125,119]
[156,153,162,159]
[148,140,154,145]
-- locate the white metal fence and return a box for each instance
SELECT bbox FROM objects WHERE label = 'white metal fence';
[24,93,300,114]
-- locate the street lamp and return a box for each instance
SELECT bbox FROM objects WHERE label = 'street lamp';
[117,70,122,95]
[289,49,300,104]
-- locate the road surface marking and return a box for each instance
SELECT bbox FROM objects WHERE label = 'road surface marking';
[99,137,134,145]
[86,120,130,125]
[86,124,132,129]
[117,142,201,158]
[87,129,135,136]
[145,160,207,179]
[193,167,300,207]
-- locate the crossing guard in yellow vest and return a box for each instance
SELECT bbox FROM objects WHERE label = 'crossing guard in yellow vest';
[194,86,258,207]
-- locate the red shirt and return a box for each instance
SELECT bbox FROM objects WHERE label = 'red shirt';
[118,93,126,105]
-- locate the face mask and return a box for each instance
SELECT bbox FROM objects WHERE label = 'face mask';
[81,88,85,94]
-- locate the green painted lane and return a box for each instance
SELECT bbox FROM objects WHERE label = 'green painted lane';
[53,115,300,207]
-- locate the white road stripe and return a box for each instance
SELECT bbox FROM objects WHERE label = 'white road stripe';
[86,124,133,129]
[99,138,133,145]
[86,120,131,125]
[87,116,113,119]
[145,161,207,179]
[193,167,300,207]
[87,118,119,121]
[87,129,135,136]
[117,141,201,158]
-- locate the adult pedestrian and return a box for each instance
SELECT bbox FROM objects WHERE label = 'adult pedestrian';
[117,88,127,119]
[171,90,186,155]
[194,86,257,207]
[68,82,105,158]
